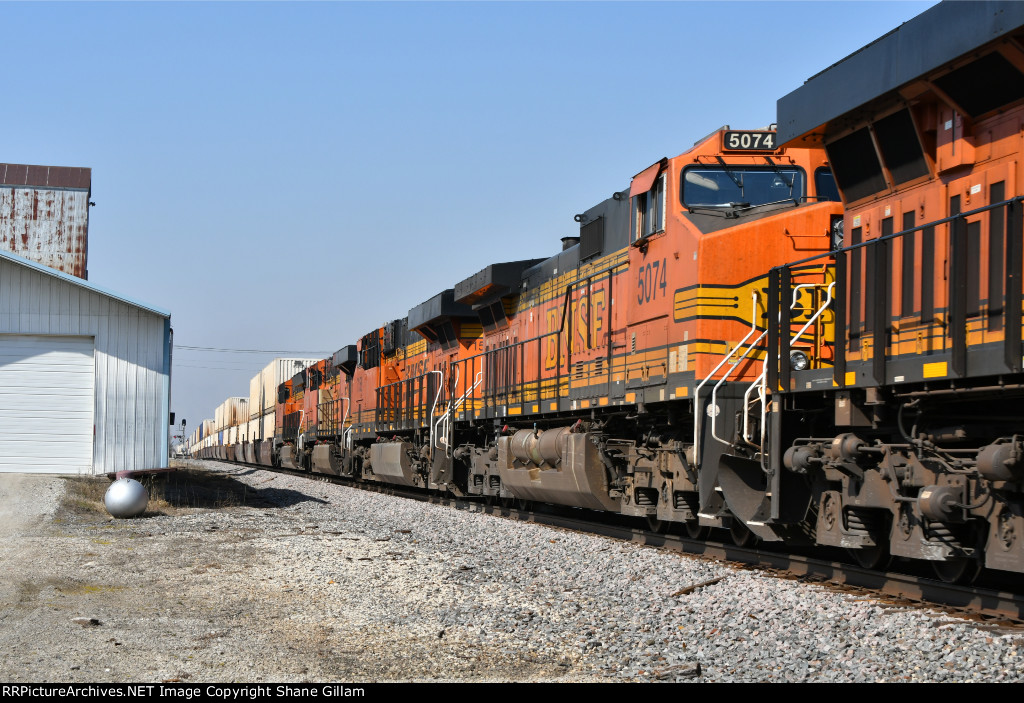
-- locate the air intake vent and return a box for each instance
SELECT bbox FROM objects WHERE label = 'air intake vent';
[579,216,604,261]
[827,128,886,202]
[933,52,1024,118]
[873,109,928,185]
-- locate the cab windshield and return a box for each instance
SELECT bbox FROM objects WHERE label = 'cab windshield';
[681,166,805,209]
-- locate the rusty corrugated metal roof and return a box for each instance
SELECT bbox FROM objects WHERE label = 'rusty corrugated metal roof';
[0,163,91,191]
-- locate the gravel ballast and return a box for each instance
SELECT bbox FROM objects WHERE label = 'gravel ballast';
[0,461,1021,683]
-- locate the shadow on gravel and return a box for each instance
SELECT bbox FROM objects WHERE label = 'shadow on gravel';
[148,468,330,511]
[223,467,271,478]
[62,468,328,519]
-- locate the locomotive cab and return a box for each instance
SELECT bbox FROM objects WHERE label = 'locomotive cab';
[622,127,842,540]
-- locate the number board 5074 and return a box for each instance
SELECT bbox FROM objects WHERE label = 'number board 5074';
[723,130,777,152]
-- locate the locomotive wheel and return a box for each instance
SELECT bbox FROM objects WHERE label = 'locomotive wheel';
[517,499,533,512]
[931,557,982,585]
[482,495,494,507]
[646,515,670,534]
[847,543,891,571]
[729,519,757,548]
[499,496,515,509]
[684,520,709,541]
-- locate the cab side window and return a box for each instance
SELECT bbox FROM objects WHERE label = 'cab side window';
[633,173,665,240]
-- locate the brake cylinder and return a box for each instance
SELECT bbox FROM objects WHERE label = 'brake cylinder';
[977,441,1021,482]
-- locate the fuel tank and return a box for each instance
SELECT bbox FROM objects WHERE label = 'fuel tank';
[312,443,344,476]
[368,442,420,487]
[497,428,618,511]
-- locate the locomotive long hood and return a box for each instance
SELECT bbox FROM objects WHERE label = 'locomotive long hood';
[408,289,474,335]
[777,0,1024,146]
[453,259,542,308]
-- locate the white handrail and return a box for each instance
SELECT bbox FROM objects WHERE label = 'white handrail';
[742,369,767,448]
[338,396,350,447]
[443,371,484,458]
[427,370,445,458]
[710,329,767,447]
[740,284,816,450]
[693,291,761,465]
[437,366,460,454]
[450,371,484,416]
[787,282,835,355]
[743,280,836,464]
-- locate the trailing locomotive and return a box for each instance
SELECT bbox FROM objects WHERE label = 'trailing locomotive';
[190,1,1024,584]
[757,0,1024,582]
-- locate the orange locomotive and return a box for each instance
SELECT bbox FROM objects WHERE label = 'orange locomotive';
[459,128,840,537]
[274,375,301,469]
[759,0,1024,581]
[274,359,332,470]
[280,125,841,540]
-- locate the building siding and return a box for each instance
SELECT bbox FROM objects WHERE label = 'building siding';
[0,185,89,279]
[0,256,169,474]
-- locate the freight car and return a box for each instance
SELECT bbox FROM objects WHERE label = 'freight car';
[193,1,1024,585]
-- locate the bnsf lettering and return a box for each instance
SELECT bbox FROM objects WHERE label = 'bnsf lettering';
[545,308,560,370]
[569,287,608,352]
[543,285,611,367]
[592,288,606,343]
[571,297,585,353]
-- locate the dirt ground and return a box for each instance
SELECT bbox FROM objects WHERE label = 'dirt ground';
[0,464,597,683]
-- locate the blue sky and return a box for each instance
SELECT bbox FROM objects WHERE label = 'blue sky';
[4,1,936,432]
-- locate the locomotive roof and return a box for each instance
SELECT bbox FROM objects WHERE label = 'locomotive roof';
[777,0,1024,146]
[453,259,543,306]
[408,288,474,330]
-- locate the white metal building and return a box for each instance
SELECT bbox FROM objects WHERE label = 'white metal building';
[0,248,171,474]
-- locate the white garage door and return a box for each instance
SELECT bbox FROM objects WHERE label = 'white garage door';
[0,335,94,473]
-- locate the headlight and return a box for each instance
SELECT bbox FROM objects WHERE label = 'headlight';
[790,351,809,371]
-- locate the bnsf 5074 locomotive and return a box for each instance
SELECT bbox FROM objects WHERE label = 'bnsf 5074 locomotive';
[193,1,1024,584]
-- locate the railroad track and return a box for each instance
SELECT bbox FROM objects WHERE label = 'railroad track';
[183,458,1024,627]
[456,500,1024,627]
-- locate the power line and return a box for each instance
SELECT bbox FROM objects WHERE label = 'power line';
[176,345,330,355]
[174,363,271,371]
